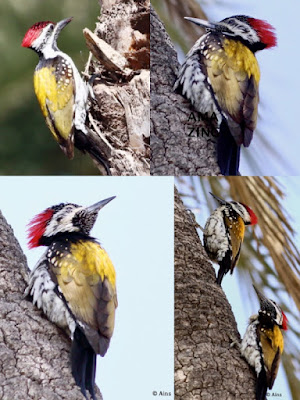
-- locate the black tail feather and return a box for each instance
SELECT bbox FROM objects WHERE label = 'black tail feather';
[256,369,268,400]
[217,119,241,176]
[75,129,111,176]
[216,268,226,286]
[216,253,231,286]
[71,326,97,400]
[85,349,97,400]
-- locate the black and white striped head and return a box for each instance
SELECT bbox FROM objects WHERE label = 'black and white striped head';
[27,196,115,248]
[210,192,258,225]
[253,285,288,331]
[184,15,277,53]
[22,17,72,56]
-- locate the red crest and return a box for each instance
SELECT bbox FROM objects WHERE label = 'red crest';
[242,203,258,225]
[22,21,53,48]
[281,311,288,331]
[27,208,54,248]
[248,18,277,48]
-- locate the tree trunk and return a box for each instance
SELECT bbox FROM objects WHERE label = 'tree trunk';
[85,0,150,176]
[150,6,220,176]
[0,210,102,400]
[174,187,256,400]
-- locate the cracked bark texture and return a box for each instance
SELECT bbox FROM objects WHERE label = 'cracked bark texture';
[0,210,102,400]
[150,6,220,176]
[174,188,256,400]
[85,0,150,176]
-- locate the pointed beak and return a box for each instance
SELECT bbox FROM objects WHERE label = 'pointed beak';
[209,192,228,206]
[55,17,73,36]
[253,285,269,306]
[184,17,218,30]
[86,196,116,214]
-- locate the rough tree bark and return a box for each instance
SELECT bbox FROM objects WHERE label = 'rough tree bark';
[85,0,150,176]
[0,210,102,400]
[150,6,220,176]
[174,187,256,400]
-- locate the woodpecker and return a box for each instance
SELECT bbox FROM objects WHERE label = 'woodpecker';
[22,18,111,175]
[240,285,288,400]
[25,196,117,400]
[174,15,277,176]
[203,192,257,284]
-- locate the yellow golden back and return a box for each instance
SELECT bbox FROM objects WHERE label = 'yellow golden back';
[33,64,74,157]
[206,38,260,122]
[260,324,284,388]
[51,240,117,339]
[225,215,245,269]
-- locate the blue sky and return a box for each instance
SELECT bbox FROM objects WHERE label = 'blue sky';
[178,0,300,175]
[176,175,300,400]
[0,176,174,400]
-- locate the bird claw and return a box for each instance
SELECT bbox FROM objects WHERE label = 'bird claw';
[229,334,240,349]
[186,209,204,231]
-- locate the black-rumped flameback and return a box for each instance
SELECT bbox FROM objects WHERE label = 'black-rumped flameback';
[174,15,277,176]
[22,18,88,159]
[25,196,117,400]
[203,192,257,285]
[240,286,288,400]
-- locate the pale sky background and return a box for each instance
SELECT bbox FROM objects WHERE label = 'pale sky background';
[0,176,174,400]
[176,176,300,400]
[181,0,300,175]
